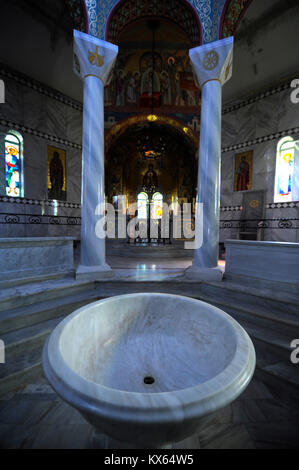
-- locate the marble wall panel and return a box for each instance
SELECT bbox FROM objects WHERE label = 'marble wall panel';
[23,134,47,172]
[235,103,257,143]
[45,96,67,140]
[24,165,47,201]
[220,179,234,207]
[255,94,280,139]
[219,228,232,243]
[66,107,82,145]
[278,88,299,131]
[232,191,243,207]
[220,211,234,221]
[261,228,272,241]
[0,77,24,124]
[0,202,26,215]
[0,224,26,238]
[222,113,237,148]
[252,142,275,177]
[271,228,297,243]
[221,152,234,181]
[67,225,81,239]
[23,87,46,133]
[67,149,82,204]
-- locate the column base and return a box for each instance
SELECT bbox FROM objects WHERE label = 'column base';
[76,264,114,281]
[184,265,223,282]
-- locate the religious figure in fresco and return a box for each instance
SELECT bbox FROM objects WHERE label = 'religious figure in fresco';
[133,71,141,102]
[174,72,186,106]
[116,70,125,106]
[141,68,160,95]
[236,155,250,191]
[50,151,64,200]
[160,71,172,105]
[143,164,158,189]
[126,72,138,104]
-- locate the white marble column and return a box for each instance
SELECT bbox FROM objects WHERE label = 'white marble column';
[186,37,234,281]
[73,30,118,280]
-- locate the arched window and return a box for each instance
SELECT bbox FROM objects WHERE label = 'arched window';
[137,192,148,219]
[274,137,298,203]
[5,130,23,198]
[152,192,163,220]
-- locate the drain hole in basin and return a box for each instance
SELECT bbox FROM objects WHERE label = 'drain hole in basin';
[144,376,155,385]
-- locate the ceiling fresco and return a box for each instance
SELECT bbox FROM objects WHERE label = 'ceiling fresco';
[82,0,253,45]
[83,0,226,43]
[219,0,253,39]
[104,19,201,113]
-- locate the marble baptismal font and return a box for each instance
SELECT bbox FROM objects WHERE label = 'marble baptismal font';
[43,293,256,449]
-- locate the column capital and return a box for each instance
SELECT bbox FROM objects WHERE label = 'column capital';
[189,37,234,88]
[73,30,118,85]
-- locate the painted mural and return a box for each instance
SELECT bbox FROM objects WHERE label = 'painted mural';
[47,146,67,201]
[105,0,202,45]
[104,49,200,112]
[234,151,253,192]
[84,0,227,45]
[220,0,253,38]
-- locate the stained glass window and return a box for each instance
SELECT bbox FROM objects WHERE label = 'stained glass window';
[137,192,148,219]
[5,131,23,198]
[274,137,298,203]
[152,192,163,220]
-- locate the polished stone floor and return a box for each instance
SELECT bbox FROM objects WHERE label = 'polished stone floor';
[0,374,299,449]
[105,256,225,281]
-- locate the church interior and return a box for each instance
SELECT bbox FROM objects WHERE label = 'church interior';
[0,0,299,450]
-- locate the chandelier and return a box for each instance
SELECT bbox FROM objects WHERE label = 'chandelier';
[137,20,166,166]
[137,132,166,163]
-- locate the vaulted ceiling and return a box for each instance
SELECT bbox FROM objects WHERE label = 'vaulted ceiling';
[0,0,298,104]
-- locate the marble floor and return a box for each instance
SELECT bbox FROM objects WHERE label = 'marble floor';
[0,374,298,449]
[106,256,225,281]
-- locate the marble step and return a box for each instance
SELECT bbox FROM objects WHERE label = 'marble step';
[255,362,299,406]
[262,361,299,387]
[93,280,299,329]
[107,249,193,259]
[0,271,75,290]
[0,287,101,335]
[0,278,96,313]
[195,281,299,326]
[234,317,294,361]
[2,315,65,360]
[214,303,298,345]
[0,345,43,397]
